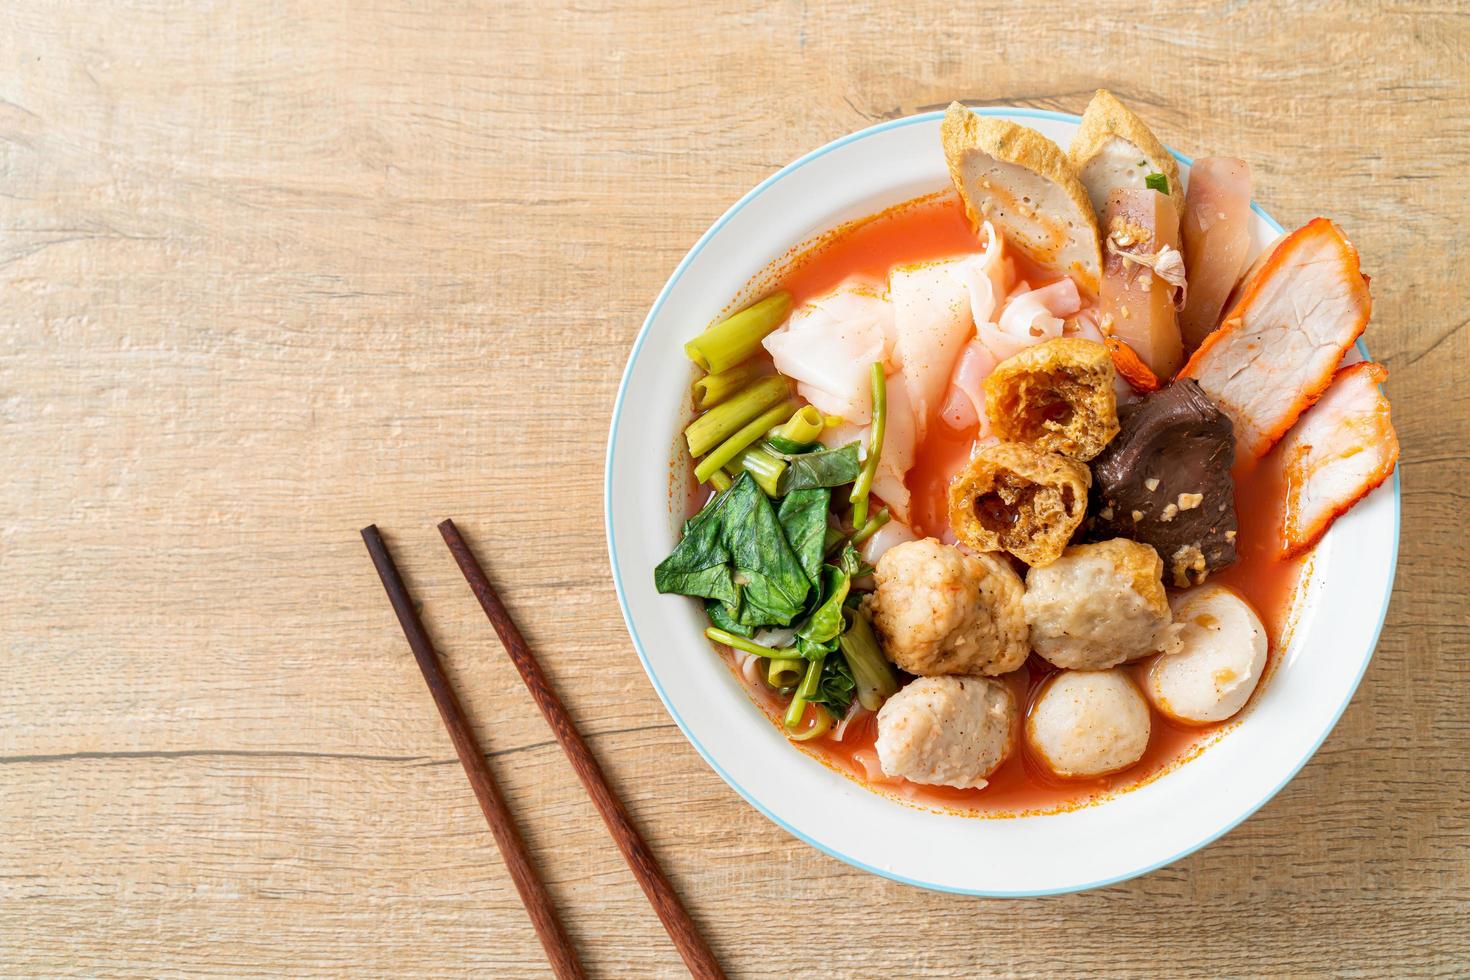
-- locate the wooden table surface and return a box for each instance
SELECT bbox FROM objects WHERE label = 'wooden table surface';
[3,2,1467,976]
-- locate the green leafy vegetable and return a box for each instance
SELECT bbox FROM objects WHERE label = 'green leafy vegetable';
[809,653,856,721]
[777,442,862,494]
[835,542,875,580]
[795,564,851,660]
[655,500,738,610]
[766,435,819,456]
[706,599,754,638]
[777,488,829,588]
[654,473,811,627]
[1145,172,1169,194]
[839,607,899,711]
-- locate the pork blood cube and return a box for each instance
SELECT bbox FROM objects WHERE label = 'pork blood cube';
[1087,380,1238,586]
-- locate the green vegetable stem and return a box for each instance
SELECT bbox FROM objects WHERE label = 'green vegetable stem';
[787,704,832,741]
[839,607,898,711]
[767,658,804,688]
[784,653,828,736]
[692,362,764,412]
[683,292,792,374]
[849,363,886,528]
[768,405,825,451]
[705,626,772,657]
[850,507,891,546]
[685,375,789,457]
[1145,172,1170,194]
[694,400,799,484]
[724,444,787,497]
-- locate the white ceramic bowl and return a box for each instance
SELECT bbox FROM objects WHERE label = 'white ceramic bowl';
[605,108,1400,896]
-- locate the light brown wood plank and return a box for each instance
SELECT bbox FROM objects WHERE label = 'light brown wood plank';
[2,1,1466,975]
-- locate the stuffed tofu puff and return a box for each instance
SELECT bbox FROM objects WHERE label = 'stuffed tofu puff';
[654,96,1397,808]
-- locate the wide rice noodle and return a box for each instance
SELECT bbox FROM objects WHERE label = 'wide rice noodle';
[763,278,894,423]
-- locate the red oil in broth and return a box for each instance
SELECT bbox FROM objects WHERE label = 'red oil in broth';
[706,192,1305,816]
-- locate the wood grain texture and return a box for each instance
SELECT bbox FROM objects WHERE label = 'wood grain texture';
[363,524,587,979]
[439,519,722,980]
[1,1,1466,976]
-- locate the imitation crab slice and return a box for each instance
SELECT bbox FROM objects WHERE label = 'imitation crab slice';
[1179,157,1253,352]
[1100,187,1185,379]
[1279,361,1398,559]
[1180,218,1371,458]
[941,102,1102,295]
[1069,89,1185,219]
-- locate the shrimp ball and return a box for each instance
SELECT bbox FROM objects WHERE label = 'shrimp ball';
[1144,585,1268,724]
[1023,538,1181,670]
[1026,669,1151,778]
[876,676,1017,789]
[865,538,1028,677]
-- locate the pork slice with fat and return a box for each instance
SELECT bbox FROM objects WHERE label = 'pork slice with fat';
[1179,218,1371,458]
[1279,361,1398,559]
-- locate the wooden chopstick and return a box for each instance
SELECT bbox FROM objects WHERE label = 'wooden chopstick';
[360,525,587,980]
[438,518,726,980]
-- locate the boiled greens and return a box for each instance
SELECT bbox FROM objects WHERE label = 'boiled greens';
[654,473,811,628]
[777,442,862,494]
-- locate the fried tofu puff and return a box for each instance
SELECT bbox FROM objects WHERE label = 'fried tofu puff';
[865,538,1028,678]
[1023,539,1182,670]
[948,442,1090,567]
[984,337,1120,461]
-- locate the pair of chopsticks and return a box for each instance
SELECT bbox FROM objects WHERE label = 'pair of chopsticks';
[362,520,723,980]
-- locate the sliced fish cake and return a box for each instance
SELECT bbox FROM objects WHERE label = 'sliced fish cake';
[1279,361,1398,559]
[941,102,1101,296]
[1069,89,1185,218]
[1179,218,1371,458]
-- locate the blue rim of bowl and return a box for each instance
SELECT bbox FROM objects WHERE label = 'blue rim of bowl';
[604,107,1402,897]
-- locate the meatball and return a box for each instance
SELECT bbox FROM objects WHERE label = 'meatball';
[876,676,1017,789]
[865,538,1028,677]
[1023,538,1181,669]
[1144,584,1268,724]
[1026,669,1151,778]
